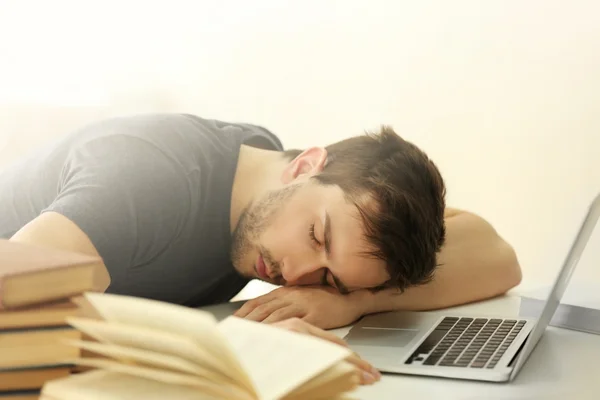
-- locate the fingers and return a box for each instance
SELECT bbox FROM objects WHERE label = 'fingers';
[242,299,289,322]
[303,322,349,348]
[233,301,258,318]
[274,317,349,348]
[345,353,381,385]
[261,306,305,324]
[234,291,278,318]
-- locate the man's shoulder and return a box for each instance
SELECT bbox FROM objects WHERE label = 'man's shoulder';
[77,113,284,152]
[182,114,284,151]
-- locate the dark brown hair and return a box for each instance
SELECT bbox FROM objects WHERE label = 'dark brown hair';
[283,126,446,291]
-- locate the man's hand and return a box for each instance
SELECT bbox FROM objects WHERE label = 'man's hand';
[271,318,381,385]
[234,286,364,329]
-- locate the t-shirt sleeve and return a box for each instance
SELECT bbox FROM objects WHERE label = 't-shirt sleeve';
[43,134,192,292]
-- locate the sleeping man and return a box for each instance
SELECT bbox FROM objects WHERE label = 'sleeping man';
[1,113,521,384]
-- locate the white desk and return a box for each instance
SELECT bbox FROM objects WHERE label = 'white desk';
[203,293,600,400]
[336,295,600,400]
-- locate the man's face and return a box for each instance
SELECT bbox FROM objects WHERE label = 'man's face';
[230,180,390,293]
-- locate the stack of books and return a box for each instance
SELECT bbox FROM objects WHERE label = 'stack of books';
[0,240,103,400]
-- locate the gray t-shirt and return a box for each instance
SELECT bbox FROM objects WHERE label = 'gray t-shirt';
[0,113,283,306]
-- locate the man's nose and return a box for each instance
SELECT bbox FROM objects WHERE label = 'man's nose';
[280,256,323,286]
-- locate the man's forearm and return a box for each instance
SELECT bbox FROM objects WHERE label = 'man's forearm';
[350,210,522,314]
[11,211,111,292]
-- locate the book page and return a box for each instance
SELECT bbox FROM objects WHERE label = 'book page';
[66,358,253,400]
[65,317,239,387]
[42,370,225,400]
[283,361,358,400]
[217,316,352,400]
[82,293,218,337]
[80,292,253,391]
[64,339,235,386]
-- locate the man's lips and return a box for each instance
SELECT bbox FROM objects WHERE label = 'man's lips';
[255,254,269,280]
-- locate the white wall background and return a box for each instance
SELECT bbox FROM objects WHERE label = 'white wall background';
[1,0,598,293]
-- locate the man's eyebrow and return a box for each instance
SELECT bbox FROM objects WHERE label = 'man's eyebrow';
[324,211,332,259]
[323,212,350,295]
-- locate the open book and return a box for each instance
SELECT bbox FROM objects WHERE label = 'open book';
[41,292,360,400]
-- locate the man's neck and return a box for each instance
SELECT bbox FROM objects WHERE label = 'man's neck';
[230,144,288,233]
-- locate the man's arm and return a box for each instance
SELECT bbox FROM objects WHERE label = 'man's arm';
[236,208,523,329]
[11,211,111,292]
[9,134,194,298]
[353,208,522,314]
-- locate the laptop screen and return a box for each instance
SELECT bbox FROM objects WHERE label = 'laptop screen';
[510,192,600,378]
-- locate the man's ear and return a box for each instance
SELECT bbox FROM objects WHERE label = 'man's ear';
[281,147,328,184]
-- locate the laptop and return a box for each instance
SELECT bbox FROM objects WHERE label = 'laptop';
[344,192,600,382]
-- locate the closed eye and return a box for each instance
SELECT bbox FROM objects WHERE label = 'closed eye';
[321,268,330,286]
[321,268,348,295]
[309,223,321,246]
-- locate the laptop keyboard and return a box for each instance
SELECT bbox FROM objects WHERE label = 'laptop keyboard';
[406,317,527,369]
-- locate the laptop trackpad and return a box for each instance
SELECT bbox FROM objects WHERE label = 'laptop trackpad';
[345,327,418,348]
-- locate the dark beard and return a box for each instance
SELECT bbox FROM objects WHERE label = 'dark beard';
[230,184,301,276]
